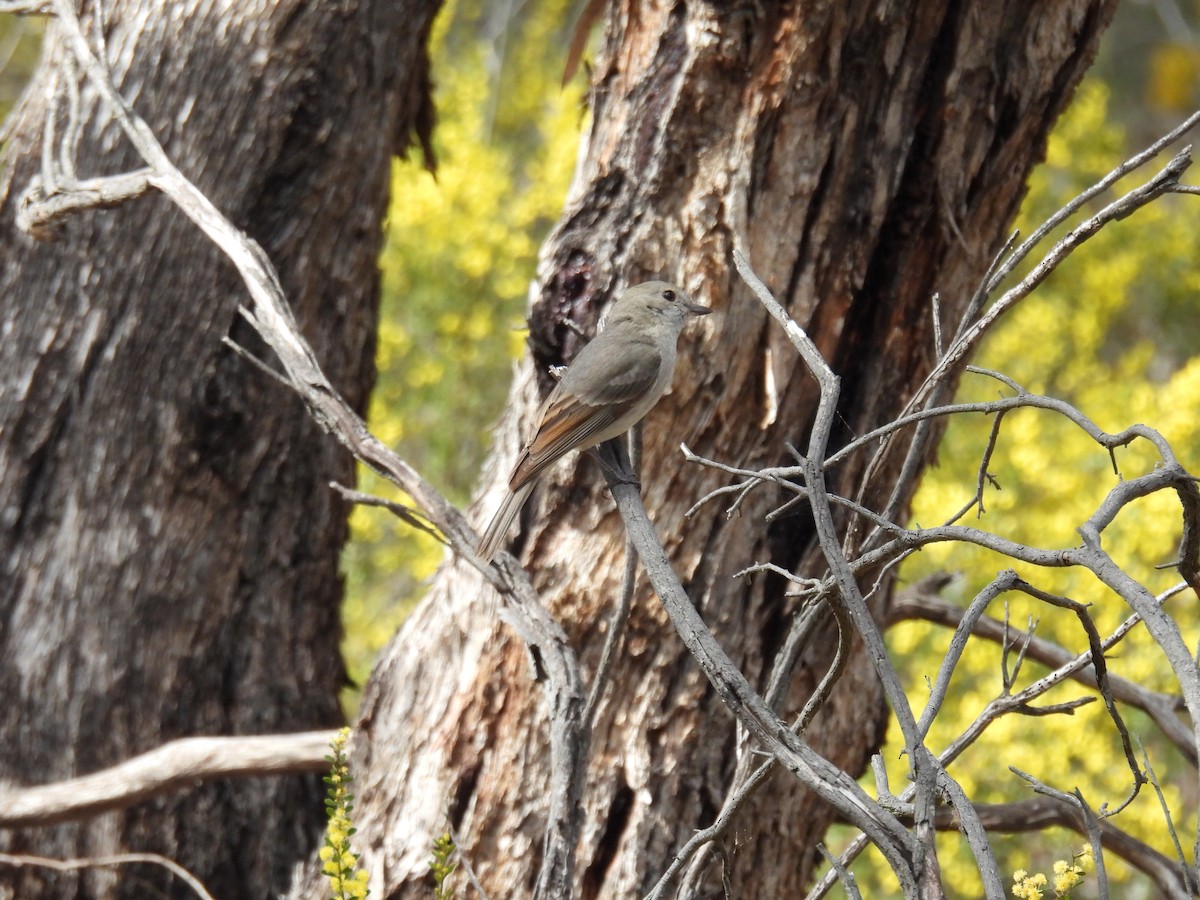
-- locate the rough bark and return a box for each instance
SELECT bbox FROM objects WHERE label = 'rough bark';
[303,1,1116,898]
[0,1,438,898]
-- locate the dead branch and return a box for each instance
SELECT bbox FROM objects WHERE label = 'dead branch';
[25,4,589,895]
[0,731,334,828]
[0,851,215,900]
[924,798,1195,898]
[891,583,1194,763]
[603,454,920,896]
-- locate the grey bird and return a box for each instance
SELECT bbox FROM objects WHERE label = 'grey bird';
[477,281,710,562]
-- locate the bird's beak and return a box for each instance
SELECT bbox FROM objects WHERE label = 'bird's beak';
[684,298,712,316]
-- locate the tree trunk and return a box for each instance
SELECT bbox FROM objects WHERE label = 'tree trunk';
[0,1,438,897]
[332,1,1118,897]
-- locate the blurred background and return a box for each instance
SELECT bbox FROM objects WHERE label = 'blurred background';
[3,0,1198,895]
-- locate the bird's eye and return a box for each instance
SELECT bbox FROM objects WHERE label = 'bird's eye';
[662,289,676,302]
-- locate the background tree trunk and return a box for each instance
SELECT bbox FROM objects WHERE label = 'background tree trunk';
[323,1,1118,898]
[0,1,439,897]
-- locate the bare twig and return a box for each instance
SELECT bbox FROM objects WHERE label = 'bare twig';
[853,136,1197,557]
[1011,580,1143,798]
[604,467,919,893]
[0,731,334,827]
[890,584,1194,763]
[937,771,1005,899]
[816,843,863,900]
[330,483,448,547]
[906,147,1192,419]
[810,570,1199,899]
[793,113,1200,898]
[0,852,215,900]
[661,599,846,897]
[733,248,942,892]
[922,797,1196,898]
[446,823,491,900]
[916,572,1018,736]
[36,4,589,895]
[18,167,153,235]
[586,429,643,724]
[1139,737,1200,896]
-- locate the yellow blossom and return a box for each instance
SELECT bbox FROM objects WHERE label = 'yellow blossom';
[1012,869,1048,899]
[1078,844,1094,871]
[323,729,370,899]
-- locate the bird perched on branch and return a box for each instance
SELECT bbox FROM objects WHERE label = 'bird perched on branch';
[477,280,710,563]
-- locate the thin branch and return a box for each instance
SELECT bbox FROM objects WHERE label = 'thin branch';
[1013,696,1094,717]
[1139,736,1199,896]
[936,771,1005,899]
[892,585,1194,761]
[981,116,1200,303]
[1073,539,1200,860]
[586,432,642,724]
[810,573,1198,899]
[604,468,919,894]
[732,250,924,751]
[37,5,589,895]
[816,844,862,900]
[661,600,847,898]
[219,334,294,390]
[1011,579,1143,796]
[0,732,335,828]
[925,797,1196,898]
[446,823,491,900]
[1072,788,1110,900]
[905,146,1192,418]
[915,572,1018,736]
[814,770,1200,900]
[800,109,1200,894]
[0,852,215,900]
[330,483,448,547]
[1002,610,1037,693]
[1010,770,1114,897]
[854,137,1197,555]
[734,248,941,893]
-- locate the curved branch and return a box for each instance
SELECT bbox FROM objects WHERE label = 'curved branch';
[0,732,335,828]
[0,852,215,900]
[39,4,589,894]
[890,585,1194,764]
[923,798,1196,898]
[604,461,919,895]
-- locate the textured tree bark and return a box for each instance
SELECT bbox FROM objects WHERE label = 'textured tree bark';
[302,1,1116,898]
[0,1,438,897]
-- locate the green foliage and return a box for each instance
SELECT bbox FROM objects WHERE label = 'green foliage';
[339,0,585,704]
[866,79,1200,896]
[321,728,371,900]
[429,831,458,900]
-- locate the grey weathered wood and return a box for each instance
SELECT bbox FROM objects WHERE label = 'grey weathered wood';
[340,2,1118,898]
[0,1,439,896]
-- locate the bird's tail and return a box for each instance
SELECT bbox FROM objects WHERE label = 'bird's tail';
[476,481,535,563]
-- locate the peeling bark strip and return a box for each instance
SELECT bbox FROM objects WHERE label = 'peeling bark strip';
[0,0,440,897]
[339,2,1116,898]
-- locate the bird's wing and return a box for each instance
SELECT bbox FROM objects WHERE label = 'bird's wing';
[509,335,662,489]
[558,331,663,405]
